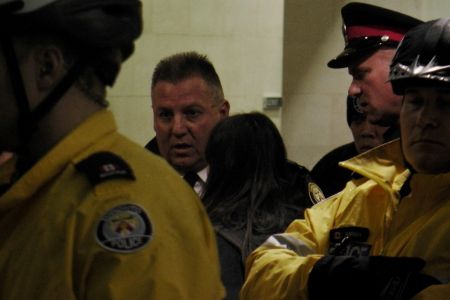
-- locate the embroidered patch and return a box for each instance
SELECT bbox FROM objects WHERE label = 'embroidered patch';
[328,226,371,256]
[308,182,325,204]
[76,152,135,185]
[96,204,152,253]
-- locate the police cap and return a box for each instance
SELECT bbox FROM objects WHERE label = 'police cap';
[328,2,423,69]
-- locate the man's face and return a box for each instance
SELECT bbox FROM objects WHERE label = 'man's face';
[348,49,402,126]
[401,86,450,174]
[350,116,389,153]
[152,76,229,173]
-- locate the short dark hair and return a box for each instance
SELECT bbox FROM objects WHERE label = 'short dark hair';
[151,51,224,104]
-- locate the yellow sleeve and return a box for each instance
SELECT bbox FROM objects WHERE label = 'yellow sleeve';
[240,198,339,300]
[412,282,450,300]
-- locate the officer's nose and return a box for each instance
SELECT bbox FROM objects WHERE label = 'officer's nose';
[348,80,362,98]
[172,115,188,136]
[417,104,438,129]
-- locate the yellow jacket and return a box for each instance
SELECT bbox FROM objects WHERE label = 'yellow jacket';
[241,140,449,300]
[0,110,224,300]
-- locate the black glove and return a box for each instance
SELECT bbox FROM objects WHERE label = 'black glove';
[308,255,440,300]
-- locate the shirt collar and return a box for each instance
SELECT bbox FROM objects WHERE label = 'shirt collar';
[197,166,208,183]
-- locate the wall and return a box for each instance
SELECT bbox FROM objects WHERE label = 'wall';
[109,0,450,170]
[108,0,284,146]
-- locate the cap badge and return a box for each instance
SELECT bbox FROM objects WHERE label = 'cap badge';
[308,182,325,204]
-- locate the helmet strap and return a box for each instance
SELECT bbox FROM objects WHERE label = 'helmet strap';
[29,60,83,129]
[1,35,83,154]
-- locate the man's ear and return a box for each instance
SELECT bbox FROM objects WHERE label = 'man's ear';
[34,46,67,90]
[219,99,230,118]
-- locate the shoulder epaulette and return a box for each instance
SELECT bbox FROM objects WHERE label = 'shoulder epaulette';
[75,151,135,185]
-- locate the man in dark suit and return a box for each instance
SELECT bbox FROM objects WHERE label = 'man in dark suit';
[147,51,230,195]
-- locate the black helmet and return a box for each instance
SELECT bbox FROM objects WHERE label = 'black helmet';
[0,0,142,64]
[390,18,450,95]
[0,0,142,153]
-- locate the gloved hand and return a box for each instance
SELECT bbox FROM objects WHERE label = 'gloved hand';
[308,255,440,300]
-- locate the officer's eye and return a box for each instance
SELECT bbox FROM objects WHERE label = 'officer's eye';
[352,118,364,125]
[158,110,173,121]
[185,108,202,120]
[403,95,424,109]
[352,70,367,80]
[437,96,450,110]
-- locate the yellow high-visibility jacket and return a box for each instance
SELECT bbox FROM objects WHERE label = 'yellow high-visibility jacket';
[0,110,224,300]
[241,140,449,300]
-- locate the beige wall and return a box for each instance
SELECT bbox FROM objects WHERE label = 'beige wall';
[109,0,449,170]
[108,0,284,147]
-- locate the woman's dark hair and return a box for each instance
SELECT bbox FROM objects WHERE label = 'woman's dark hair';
[203,112,310,255]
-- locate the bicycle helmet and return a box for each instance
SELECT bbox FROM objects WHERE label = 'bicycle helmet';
[0,0,142,151]
[390,18,450,95]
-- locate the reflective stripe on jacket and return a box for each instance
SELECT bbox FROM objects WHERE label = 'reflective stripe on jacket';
[241,139,450,300]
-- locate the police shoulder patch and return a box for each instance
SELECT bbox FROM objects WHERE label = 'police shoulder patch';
[76,151,135,185]
[308,182,325,204]
[96,204,153,253]
[328,226,371,256]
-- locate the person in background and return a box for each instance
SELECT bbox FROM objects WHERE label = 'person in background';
[240,18,450,300]
[147,51,230,195]
[202,112,322,300]
[312,96,388,197]
[328,2,422,141]
[0,1,223,299]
